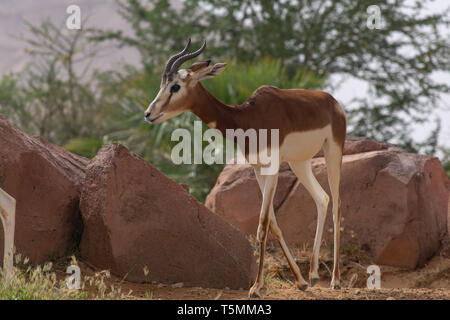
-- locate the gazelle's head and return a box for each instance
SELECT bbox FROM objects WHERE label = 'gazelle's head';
[144,39,227,124]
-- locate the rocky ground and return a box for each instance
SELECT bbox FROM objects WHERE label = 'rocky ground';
[54,245,450,300]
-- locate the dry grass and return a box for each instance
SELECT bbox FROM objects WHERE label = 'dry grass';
[1,242,448,300]
[414,265,450,288]
[0,254,132,300]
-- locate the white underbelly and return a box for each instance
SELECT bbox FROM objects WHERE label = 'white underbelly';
[280,125,331,162]
[233,125,332,172]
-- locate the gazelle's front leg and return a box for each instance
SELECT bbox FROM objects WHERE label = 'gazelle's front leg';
[0,188,16,279]
[253,167,308,292]
[248,171,279,298]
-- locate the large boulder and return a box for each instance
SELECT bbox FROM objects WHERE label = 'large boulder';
[80,144,256,289]
[205,138,449,269]
[314,136,398,157]
[0,115,88,264]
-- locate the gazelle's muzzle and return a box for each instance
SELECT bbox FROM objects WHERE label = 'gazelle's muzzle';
[144,98,161,123]
[145,111,164,123]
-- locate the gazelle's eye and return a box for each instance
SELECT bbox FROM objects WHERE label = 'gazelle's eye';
[170,84,180,93]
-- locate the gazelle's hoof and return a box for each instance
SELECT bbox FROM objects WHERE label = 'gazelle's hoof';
[310,278,319,287]
[298,284,308,291]
[331,284,341,290]
[248,285,261,298]
[249,292,261,298]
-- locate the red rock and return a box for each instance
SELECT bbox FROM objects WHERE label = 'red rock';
[0,115,88,264]
[80,144,256,289]
[206,138,449,269]
[313,136,399,157]
[180,183,190,192]
[337,136,392,155]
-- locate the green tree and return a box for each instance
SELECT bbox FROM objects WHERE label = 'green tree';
[95,0,450,152]
[439,146,450,177]
[0,19,106,152]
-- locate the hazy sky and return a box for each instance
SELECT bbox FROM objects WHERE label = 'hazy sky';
[0,0,448,151]
[0,0,138,74]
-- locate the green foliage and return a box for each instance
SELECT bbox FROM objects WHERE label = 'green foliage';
[203,58,323,105]
[0,19,104,147]
[89,0,204,69]
[98,0,450,152]
[439,146,450,177]
[444,162,450,177]
[64,137,103,159]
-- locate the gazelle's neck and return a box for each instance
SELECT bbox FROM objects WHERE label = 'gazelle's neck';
[190,83,238,134]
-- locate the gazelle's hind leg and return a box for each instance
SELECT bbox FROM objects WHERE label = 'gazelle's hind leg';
[253,167,308,293]
[248,168,279,298]
[288,160,329,287]
[323,139,343,290]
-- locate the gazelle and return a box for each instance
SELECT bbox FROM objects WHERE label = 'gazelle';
[145,39,347,298]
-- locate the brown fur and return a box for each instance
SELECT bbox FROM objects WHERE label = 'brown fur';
[189,83,347,149]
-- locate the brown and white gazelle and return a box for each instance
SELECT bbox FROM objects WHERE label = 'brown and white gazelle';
[145,40,347,298]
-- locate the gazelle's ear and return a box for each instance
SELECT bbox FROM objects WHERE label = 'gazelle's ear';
[189,62,227,80]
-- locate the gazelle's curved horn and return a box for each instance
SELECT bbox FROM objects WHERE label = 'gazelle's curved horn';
[164,38,191,74]
[170,40,206,74]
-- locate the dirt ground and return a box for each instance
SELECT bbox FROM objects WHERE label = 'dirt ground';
[55,243,450,300]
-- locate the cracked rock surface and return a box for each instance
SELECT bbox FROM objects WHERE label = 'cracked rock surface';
[80,143,256,288]
[0,115,87,264]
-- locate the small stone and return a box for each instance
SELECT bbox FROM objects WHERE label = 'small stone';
[386,297,395,300]
[172,282,184,288]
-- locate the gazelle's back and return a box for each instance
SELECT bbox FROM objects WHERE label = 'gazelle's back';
[235,85,346,148]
